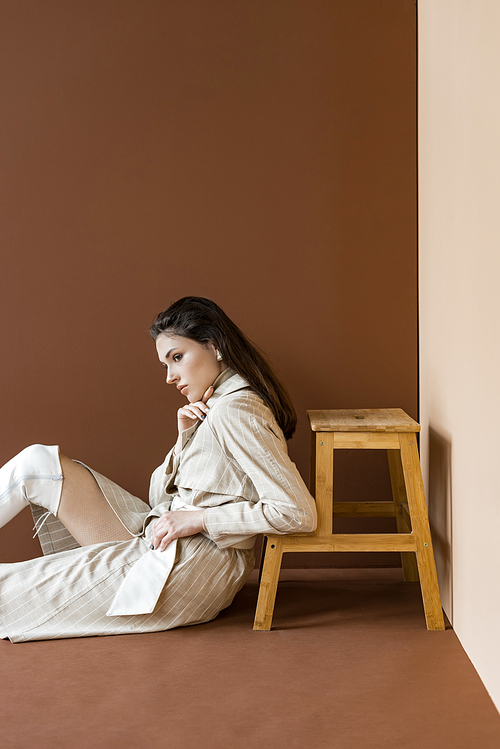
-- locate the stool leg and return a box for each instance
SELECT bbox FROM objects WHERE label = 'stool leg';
[309,428,317,496]
[387,449,419,582]
[257,535,267,586]
[315,432,334,536]
[399,434,445,631]
[253,537,284,631]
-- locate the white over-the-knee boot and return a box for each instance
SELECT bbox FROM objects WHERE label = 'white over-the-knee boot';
[0,444,63,529]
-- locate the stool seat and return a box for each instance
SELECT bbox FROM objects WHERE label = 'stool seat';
[308,408,419,432]
[253,408,445,632]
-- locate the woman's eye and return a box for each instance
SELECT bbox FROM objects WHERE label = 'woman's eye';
[173,354,183,362]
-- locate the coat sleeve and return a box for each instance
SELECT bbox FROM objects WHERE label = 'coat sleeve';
[202,396,317,548]
[148,423,200,509]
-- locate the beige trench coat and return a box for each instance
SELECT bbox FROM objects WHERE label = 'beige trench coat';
[0,370,316,642]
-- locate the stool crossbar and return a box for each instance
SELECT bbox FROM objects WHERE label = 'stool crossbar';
[253,408,445,631]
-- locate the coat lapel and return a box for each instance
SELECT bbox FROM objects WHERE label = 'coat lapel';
[207,369,250,408]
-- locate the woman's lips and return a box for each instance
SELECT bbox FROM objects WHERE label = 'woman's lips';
[180,385,188,395]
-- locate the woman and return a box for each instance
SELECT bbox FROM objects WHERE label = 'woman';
[0,297,316,641]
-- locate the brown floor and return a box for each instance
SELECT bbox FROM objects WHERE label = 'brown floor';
[1,569,499,749]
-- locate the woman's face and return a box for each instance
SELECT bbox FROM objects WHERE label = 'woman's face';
[155,333,224,403]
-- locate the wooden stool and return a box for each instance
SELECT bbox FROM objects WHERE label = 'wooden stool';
[253,408,445,631]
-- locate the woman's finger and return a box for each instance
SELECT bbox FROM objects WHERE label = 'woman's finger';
[151,520,160,548]
[179,404,208,421]
[178,407,199,421]
[202,386,214,404]
[151,519,169,550]
[159,535,172,552]
[182,409,201,422]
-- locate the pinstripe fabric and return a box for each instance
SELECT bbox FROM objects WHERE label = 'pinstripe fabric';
[173,374,317,547]
[31,508,81,555]
[0,535,253,642]
[30,463,152,555]
[0,370,316,641]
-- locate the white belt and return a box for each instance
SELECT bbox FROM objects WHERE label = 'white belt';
[106,500,255,617]
[106,539,179,616]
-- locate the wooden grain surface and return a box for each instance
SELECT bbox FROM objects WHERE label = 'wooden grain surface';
[307,408,420,433]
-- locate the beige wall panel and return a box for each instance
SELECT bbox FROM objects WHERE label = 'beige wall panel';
[419,0,500,711]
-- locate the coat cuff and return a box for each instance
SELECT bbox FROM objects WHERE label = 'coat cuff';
[202,507,260,550]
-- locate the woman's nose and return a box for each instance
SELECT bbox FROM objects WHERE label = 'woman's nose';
[166,369,177,384]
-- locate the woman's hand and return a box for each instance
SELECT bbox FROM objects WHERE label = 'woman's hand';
[177,386,214,434]
[151,509,206,551]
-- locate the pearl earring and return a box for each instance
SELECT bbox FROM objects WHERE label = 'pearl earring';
[216,350,223,361]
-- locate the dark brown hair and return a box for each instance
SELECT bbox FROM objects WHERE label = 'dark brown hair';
[150,297,297,439]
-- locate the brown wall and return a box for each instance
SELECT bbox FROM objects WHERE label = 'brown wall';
[0,0,417,566]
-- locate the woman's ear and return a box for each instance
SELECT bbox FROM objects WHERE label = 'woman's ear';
[207,341,222,361]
